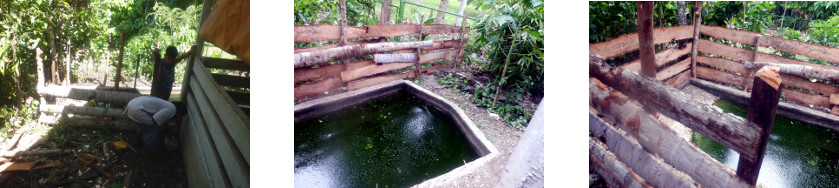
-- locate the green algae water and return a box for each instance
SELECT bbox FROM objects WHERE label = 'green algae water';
[294,91,479,188]
[693,99,839,188]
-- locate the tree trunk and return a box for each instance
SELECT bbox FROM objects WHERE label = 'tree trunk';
[380,0,392,24]
[637,2,656,78]
[64,37,71,86]
[456,0,468,26]
[36,48,45,92]
[375,53,417,64]
[691,2,703,78]
[589,112,697,188]
[590,53,762,160]
[435,0,449,24]
[294,41,433,68]
[589,138,652,188]
[48,30,59,84]
[590,79,752,188]
[677,1,686,25]
[40,105,128,119]
[115,31,126,90]
[744,61,839,83]
[37,86,141,106]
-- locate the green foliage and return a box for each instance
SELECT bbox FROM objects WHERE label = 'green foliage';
[807,14,839,47]
[294,0,377,26]
[703,1,775,33]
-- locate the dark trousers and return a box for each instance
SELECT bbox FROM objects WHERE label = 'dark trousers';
[136,121,160,151]
[152,84,173,101]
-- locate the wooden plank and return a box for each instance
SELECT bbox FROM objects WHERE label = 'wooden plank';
[696,66,748,88]
[202,57,249,72]
[784,89,832,109]
[588,112,700,188]
[756,51,839,73]
[833,106,839,116]
[294,39,383,54]
[340,49,459,81]
[211,74,250,89]
[779,73,839,96]
[736,67,783,183]
[589,25,693,59]
[697,39,753,62]
[697,55,749,75]
[831,94,839,105]
[637,1,656,77]
[189,77,249,187]
[294,76,343,98]
[664,69,691,87]
[620,42,692,72]
[294,60,375,83]
[591,54,762,160]
[656,58,691,80]
[193,61,251,161]
[226,90,250,105]
[346,63,445,91]
[294,24,467,43]
[702,25,839,64]
[589,139,653,188]
[185,93,229,188]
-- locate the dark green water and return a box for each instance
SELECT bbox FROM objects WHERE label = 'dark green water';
[693,99,839,188]
[294,91,479,188]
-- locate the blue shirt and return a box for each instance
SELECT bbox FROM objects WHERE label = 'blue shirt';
[159,58,175,88]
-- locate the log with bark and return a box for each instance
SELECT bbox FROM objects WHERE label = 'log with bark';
[39,105,128,119]
[590,79,752,188]
[294,41,433,68]
[588,112,697,188]
[589,138,652,188]
[38,86,141,106]
[590,53,762,161]
[637,1,657,77]
[375,53,417,64]
[745,61,839,83]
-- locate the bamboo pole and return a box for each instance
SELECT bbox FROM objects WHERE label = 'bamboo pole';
[590,53,762,160]
[691,2,703,78]
[736,66,783,184]
[492,39,518,107]
[638,1,656,78]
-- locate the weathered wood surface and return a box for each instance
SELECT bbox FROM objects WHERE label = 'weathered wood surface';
[620,43,692,72]
[746,61,839,83]
[696,66,748,88]
[698,58,839,97]
[202,57,249,71]
[664,69,692,87]
[188,77,249,188]
[736,67,783,183]
[294,76,343,98]
[294,24,468,43]
[783,89,832,109]
[391,39,464,53]
[831,94,839,105]
[695,65,833,109]
[589,138,653,188]
[701,25,839,64]
[590,54,761,160]
[698,38,839,72]
[211,74,250,89]
[697,55,749,75]
[779,73,839,96]
[341,49,459,81]
[590,25,693,59]
[638,1,656,77]
[657,58,691,80]
[347,63,445,91]
[588,112,698,188]
[691,1,703,78]
[590,79,750,188]
[294,41,433,68]
[39,105,127,119]
[294,60,374,83]
[184,92,231,188]
[38,86,141,106]
[690,78,839,132]
[295,39,384,54]
[192,61,251,158]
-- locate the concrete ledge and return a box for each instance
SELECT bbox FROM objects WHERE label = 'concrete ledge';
[690,78,839,132]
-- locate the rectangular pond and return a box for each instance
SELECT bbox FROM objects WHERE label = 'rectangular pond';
[294,80,496,187]
[693,99,839,188]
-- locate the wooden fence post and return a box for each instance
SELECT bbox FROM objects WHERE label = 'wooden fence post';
[736,66,783,184]
[380,0,391,24]
[114,31,126,91]
[690,1,703,78]
[743,35,762,91]
[637,1,656,78]
[415,16,424,80]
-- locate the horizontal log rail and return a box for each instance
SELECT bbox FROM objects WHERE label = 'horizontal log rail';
[589,25,693,59]
[590,53,762,160]
[696,66,833,109]
[590,78,751,188]
[701,25,839,65]
[294,41,433,68]
[619,42,692,72]
[294,24,468,43]
[589,137,653,188]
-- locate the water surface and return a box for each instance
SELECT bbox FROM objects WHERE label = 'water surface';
[294,91,478,188]
[693,99,839,188]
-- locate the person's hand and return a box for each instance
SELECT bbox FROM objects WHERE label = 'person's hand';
[189,44,197,53]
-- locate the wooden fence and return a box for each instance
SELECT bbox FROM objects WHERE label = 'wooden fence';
[589,20,839,187]
[293,23,470,99]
